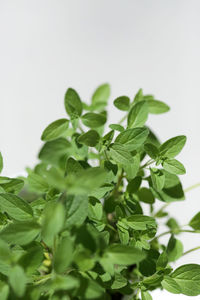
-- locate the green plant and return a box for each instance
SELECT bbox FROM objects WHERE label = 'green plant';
[0,84,200,300]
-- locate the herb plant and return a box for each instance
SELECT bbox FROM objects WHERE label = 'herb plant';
[0,84,200,300]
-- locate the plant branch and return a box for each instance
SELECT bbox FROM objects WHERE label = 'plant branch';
[140,159,154,169]
[118,114,127,125]
[182,246,200,257]
[184,182,200,193]
[152,229,200,241]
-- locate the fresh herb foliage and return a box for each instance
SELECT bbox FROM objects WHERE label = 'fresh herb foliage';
[0,84,199,299]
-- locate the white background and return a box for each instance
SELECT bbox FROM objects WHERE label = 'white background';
[1,1,200,299]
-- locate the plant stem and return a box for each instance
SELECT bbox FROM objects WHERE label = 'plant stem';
[112,169,124,198]
[106,223,117,233]
[182,246,200,257]
[184,182,200,193]
[153,203,169,217]
[135,288,140,300]
[78,124,84,133]
[152,229,200,241]
[140,159,154,169]
[34,273,52,285]
[104,150,109,161]
[118,114,127,125]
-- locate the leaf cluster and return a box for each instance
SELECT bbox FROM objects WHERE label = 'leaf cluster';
[0,84,199,300]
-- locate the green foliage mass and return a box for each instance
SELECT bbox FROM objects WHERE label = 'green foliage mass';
[0,84,200,300]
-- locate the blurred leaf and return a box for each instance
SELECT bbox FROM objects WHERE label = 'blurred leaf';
[41,119,69,141]
[114,96,130,111]
[92,83,110,107]
[147,100,170,114]
[106,244,146,265]
[42,202,65,247]
[81,112,106,128]
[78,130,100,147]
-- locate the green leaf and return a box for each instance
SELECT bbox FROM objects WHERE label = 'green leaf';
[109,124,124,132]
[0,221,41,245]
[133,88,143,103]
[137,187,155,204]
[159,135,187,158]
[39,138,71,165]
[41,119,69,141]
[53,236,74,274]
[64,88,82,118]
[27,172,49,193]
[127,176,142,194]
[102,130,114,147]
[144,143,159,159]
[92,83,110,106]
[150,168,165,190]
[115,127,149,151]
[127,101,148,128]
[44,274,79,292]
[141,290,153,300]
[65,195,88,227]
[114,96,130,111]
[167,235,183,262]
[166,218,180,233]
[0,282,9,300]
[126,215,157,230]
[81,113,106,128]
[66,167,107,195]
[19,242,44,274]
[111,273,127,289]
[150,170,185,202]
[109,143,134,165]
[106,244,146,265]
[0,152,3,174]
[0,239,11,263]
[162,159,186,175]
[156,252,168,270]
[88,197,103,221]
[171,264,200,296]
[0,177,24,194]
[0,193,33,221]
[78,130,100,147]
[9,265,27,297]
[189,212,200,230]
[65,157,83,175]
[147,100,170,114]
[123,153,140,180]
[161,276,181,294]
[42,202,65,247]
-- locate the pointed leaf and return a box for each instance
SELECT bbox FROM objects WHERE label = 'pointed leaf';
[127,101,148,128]
[159,136,186,158]
[41,119,69,141]
[115,127,149,151]
[64,88,82,118]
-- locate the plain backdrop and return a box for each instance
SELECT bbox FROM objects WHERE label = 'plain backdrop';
[1,1,200,299]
